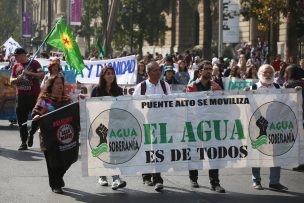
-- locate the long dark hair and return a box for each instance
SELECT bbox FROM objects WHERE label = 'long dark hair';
[246,66,257,79]
[37,74,69,102]
[285,64,301,81]
[41,75,65,96]
[97,66,121,96]
[178,60,188,72]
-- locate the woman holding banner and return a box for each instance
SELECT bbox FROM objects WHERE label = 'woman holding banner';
[91,65,127,190]
[284,64,304,171]
[32,74,79,194]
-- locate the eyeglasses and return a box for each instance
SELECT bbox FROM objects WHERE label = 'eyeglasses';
[151,67,161,72]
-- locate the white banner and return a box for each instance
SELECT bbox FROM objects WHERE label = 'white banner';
[3,37,21,60]
[0,62,9,69]
[35,55,137,85]
[80,89,304,176]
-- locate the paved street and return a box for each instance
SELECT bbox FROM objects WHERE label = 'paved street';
[0,120,304,203]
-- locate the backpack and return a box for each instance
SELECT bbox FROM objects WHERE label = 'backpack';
[252,83,280,90]
[140,80,167,95]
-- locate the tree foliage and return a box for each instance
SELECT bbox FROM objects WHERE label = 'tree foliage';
[77,0,169,54]
[76,0,103,53]
[240,0,304,33]
[112,0,169,53]
[0,0,21,44]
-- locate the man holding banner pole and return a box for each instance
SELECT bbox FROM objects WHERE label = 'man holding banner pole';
[186,60,225,193]
[10,48,44,150]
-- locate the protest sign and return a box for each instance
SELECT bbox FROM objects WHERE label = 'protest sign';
[80,89,304,176]
[39,102,80,168]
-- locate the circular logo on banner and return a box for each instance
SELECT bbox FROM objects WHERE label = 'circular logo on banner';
[248,101,298,156]
[88,108,142,165]
[57,124,75,144]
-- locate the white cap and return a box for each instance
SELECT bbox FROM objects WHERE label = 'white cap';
[212,57,219,65]
[194,56,200,61]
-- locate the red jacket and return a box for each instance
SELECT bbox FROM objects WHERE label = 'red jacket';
[186,80,222,92]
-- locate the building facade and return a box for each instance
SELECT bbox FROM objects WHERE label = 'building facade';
[29,0,293,59]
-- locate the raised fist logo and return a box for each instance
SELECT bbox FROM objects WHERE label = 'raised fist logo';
[256,116,268,139]
[95,123,108,147]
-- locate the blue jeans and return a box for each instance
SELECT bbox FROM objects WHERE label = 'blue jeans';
[252,167,281,184]
[112,175,120,181]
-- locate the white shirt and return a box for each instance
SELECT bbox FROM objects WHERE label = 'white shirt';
[133,79,172,95]
[254,81,279,89]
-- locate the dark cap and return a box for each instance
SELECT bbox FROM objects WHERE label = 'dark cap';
[13,48,27,55]
[197,60,212,70]
[165,55,173,62]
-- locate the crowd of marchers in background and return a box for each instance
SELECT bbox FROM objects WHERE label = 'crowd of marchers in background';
[2,40,304,195]
[2,41,304,88]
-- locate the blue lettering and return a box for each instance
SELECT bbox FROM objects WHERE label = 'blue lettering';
[96,64,103,77]
[111,61,117,69]
[122,61,128,74]
[128,59,136,73]
[111,62,117,74]
[117,61,122,75]
[86,65,94,78]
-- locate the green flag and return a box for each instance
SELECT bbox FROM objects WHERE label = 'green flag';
[46,18,85,71]
[96,38,106,59]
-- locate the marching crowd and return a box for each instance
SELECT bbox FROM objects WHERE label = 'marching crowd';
[5,44,304,194]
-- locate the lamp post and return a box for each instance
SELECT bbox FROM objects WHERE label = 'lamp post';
[218,0,223,57]
[46,0,52,53]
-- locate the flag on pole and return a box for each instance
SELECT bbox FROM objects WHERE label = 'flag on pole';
[46,18,85,71]
[3,37,21,60]
[96,38,106,59]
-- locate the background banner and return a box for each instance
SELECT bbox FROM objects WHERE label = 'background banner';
[80,89,304,176]
[0,70,77,120]
[222,77,258,90]
[70,0,82,26]
[22,12,32,38]
[35,55,137,85]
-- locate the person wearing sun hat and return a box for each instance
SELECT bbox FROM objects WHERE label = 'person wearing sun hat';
[163,65,179,84]
[41,58,63,87]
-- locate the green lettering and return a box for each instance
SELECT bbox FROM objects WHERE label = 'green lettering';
[276,122,281,130]
[288,122,294,129]
[230,119,245,140]
[131,128,137,137]
[214,120,228,140]
[117,129,122,137]
[269,123,275,131]
[110,130,116,138]
[143,123,158,144]
[159,123,172,143]
[197,121,211,141]
[181,122,196,142]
